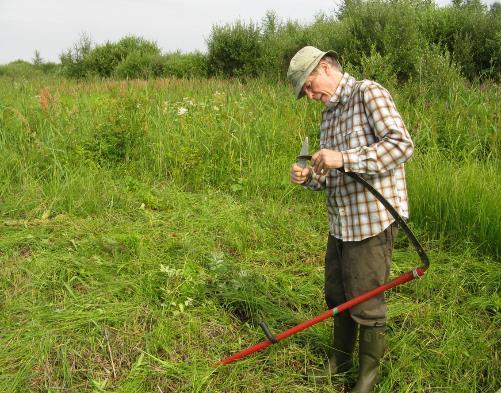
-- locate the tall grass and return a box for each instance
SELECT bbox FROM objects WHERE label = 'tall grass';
[408,152,500,257]
[0,76,498,256]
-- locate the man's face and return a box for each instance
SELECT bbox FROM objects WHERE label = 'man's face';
[302,62,339,103]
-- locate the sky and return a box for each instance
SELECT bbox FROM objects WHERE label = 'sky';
[0,0,496,64]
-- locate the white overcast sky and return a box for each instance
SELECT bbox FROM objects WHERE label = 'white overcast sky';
[0,0,496,64]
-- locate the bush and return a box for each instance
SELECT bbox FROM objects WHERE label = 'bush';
[115,52,156,79]
[60,35,161,78]
[332,0,429,81]
[417,45,463,95]
[59,35,207,80]
[420,2,501,79]
[261,15,320,80]
[60,34,93,78]
[344,46,398,89]
[154,52,208,78]
[85,36,160,77]
[207,21,263,77]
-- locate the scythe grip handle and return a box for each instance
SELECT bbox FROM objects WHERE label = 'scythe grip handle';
[259,322,278,344]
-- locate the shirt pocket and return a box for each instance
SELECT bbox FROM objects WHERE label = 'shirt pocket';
[345,125,374,148]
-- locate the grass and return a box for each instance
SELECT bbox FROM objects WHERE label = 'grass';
[0,75,499,392]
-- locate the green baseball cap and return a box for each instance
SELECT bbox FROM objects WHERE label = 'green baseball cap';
[287,46,338,99]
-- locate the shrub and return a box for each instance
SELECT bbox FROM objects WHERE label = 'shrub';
[155,51,208,78]
[115,52,155,79]
[207,21,263,77]
[333,0,429,81]
[420,3,501,79]
[261,16,321,80]
[60,35,161,78]
[416,45,463,95]
[85,36,160,77]
[344,46,398,89]
[60,33,93,78]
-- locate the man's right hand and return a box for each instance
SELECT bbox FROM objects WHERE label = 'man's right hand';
[290,164,311,185]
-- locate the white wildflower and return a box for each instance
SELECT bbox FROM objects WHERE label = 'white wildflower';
[177,107,188,115]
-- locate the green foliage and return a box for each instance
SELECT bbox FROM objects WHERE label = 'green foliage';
[334,0,426,81]
[80,94,150,166]
[419,1,501,79]
[408,153,500,257]
[114,52,157,79]
[0,60,59,78]
[60,33,93,78]
[344,46,398,90]
[85,36,161,77]
[203,0,500,82]
[416,45,463,90]
[60,35,161,78]
[152,51,208,78]
[260,16,321,80]
[58,35,207,80]
[0,60,42,78]
[207,21,263,77]
[32,50,43,66]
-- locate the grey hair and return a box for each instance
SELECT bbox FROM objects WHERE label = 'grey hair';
[313,54,342,73]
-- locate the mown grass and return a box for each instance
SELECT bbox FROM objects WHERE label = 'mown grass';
[0,76,499,392]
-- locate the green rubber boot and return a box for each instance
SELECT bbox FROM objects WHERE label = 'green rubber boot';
[351,325,386,393]
[308,314,358,381]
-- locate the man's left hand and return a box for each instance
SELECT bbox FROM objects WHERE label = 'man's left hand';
[311,149,344,174]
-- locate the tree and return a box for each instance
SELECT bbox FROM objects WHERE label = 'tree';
[32,50,43,65]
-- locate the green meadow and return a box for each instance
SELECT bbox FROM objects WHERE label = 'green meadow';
[0,75,499,392]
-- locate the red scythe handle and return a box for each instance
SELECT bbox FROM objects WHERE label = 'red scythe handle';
[216,268,424,366]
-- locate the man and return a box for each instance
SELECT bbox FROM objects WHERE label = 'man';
[287,46,414,393]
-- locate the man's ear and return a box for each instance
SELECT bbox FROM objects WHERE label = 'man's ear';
[319,60,332,75]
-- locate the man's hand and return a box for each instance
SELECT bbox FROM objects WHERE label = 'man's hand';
[311,149,343,174]
[290,164,311,185]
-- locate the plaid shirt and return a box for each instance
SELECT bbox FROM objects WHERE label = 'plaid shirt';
[304,73,414,241]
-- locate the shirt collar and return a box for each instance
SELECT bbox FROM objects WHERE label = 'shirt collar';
[326,72,356,109]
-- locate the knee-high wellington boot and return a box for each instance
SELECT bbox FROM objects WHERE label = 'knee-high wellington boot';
[308,313,358,380]
[351,325,386,393]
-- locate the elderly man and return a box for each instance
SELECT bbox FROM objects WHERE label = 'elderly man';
[287,46,414,392]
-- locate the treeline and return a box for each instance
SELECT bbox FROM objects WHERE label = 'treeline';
[1,0,499,81]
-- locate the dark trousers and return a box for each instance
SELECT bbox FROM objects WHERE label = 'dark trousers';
[324,223,398,326]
